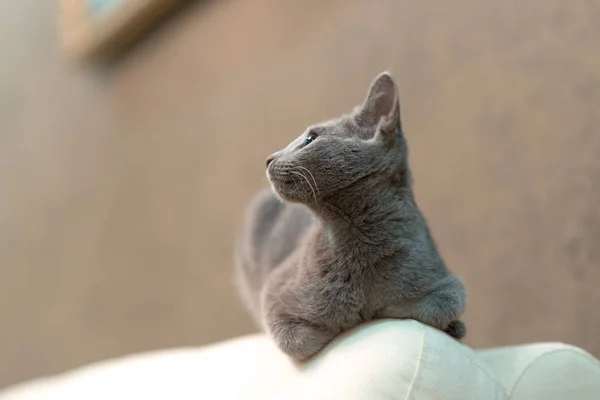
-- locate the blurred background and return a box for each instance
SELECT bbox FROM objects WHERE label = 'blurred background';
[1,0,599,389]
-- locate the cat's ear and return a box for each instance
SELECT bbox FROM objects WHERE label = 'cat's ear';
[355,72,401,135]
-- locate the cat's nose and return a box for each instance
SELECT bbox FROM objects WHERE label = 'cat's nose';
[266,155,275,169]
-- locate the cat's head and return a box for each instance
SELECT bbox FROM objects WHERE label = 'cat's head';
[266,72,409,204]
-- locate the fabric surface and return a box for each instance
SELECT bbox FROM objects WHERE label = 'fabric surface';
[478,344,600,400]
[1,320,599,400]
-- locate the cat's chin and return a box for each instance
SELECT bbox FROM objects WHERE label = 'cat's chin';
[267,168,320,204]
[268,180,313,205]
[269,183,301,203]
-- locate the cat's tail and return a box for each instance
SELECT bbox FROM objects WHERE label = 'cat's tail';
[444,320,466,339]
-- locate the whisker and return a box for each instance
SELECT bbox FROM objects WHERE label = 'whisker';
[289,170,317,202]
[296,166,320,196]
[288,173,300,194]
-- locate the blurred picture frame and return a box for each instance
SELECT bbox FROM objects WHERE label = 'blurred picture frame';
[59,0,183,62]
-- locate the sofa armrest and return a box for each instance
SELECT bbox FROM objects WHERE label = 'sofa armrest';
[2,320,599,400]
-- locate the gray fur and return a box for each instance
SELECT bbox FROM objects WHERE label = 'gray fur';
[235,72,467,361]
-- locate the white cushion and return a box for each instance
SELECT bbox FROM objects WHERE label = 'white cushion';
[478,343,600,399]
[1,320,599,400]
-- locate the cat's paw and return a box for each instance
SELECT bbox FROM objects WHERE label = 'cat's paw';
[270,316,333,361]
[444,320,466,339]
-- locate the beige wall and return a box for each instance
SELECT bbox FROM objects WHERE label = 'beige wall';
[1,0,599,388]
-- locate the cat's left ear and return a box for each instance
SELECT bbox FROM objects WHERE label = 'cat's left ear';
[355,71,401,135]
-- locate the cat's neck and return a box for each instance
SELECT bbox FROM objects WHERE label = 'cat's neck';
[308,170,417,252]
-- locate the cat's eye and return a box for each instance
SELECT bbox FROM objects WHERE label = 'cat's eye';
[305,131,318,145]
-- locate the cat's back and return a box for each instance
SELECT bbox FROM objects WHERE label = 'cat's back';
[236,189,314,317]
[241,189,314,269]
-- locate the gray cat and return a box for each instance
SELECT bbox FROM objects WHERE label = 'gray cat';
[235,72,467,361]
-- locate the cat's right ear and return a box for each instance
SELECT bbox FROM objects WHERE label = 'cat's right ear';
[355,72,402,135]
